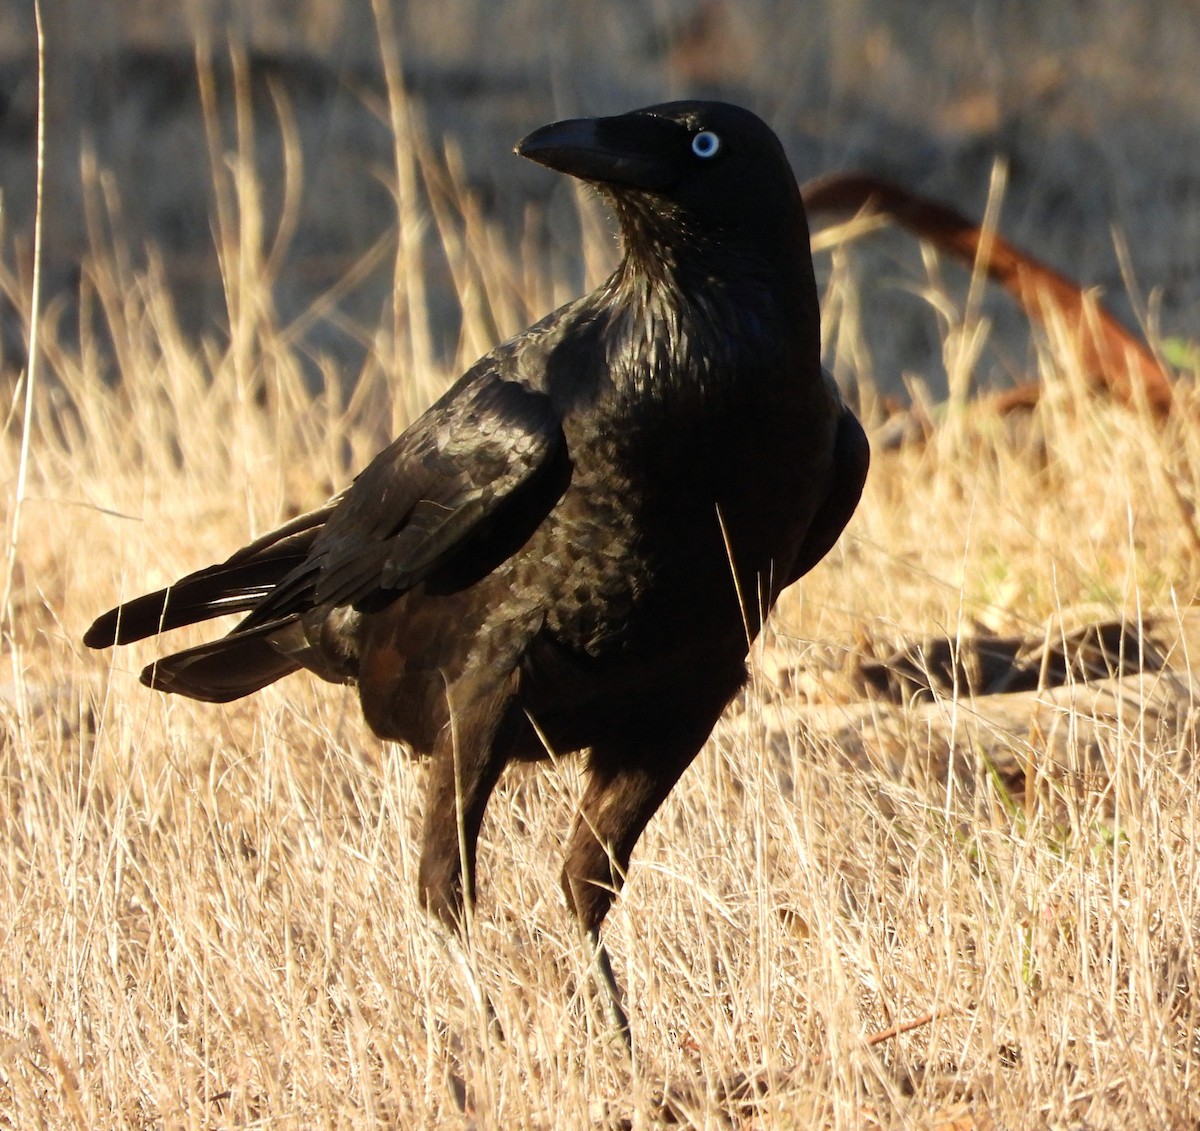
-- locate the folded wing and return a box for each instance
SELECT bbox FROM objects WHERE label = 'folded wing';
[85,372,571,702]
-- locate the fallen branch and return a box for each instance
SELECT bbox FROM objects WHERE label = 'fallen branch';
[803,172,1174,416]
[863,1010,938,1048]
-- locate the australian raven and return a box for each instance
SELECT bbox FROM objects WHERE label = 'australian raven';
[86,100,870,1045]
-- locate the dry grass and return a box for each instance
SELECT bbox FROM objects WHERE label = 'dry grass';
[4,59,1200,1131]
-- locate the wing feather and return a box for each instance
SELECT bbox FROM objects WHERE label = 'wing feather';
[237,373,569,629]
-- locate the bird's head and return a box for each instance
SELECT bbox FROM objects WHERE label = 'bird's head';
[516,101,811,278]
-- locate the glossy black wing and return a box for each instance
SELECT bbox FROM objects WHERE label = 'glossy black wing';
[786,401,869,585]
[238,373,570,629]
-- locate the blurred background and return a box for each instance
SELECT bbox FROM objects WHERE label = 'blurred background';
[1,0,1198,399]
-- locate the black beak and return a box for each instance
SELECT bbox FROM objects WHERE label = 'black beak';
[516,113,683,192]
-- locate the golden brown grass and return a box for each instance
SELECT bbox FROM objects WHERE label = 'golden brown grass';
[4,64,1200,1131]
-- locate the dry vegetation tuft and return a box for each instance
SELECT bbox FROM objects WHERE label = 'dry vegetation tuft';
[4,59,1200,1131]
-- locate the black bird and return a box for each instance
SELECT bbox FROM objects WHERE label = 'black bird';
[85,101,869,1045]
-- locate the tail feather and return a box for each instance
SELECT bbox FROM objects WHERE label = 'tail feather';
[84,503,336,649]
[84,558,297,647]
[140,626,304,703]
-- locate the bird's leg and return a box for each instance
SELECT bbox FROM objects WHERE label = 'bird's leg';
[418,682,522,1048]
[418,682,521,930]
[560,668,745,1054]
[562,745,701,1056]
[418,741,506,933]
[588,924,632,1049]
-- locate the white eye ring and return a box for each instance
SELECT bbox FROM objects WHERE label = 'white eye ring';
[691,131,720,159]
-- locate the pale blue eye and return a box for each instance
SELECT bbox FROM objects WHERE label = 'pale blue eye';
[691,131,720,159]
